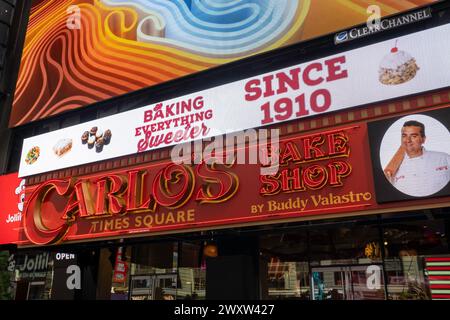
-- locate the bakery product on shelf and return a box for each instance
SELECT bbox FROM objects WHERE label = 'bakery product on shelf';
[379,42,419,85]
[53,139,73,157]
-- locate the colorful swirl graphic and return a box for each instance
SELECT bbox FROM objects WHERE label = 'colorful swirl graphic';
[11,0,435,127]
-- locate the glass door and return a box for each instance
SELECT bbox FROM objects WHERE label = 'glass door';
[311,267,347,300]
[129,275,153,300]
[348,265,386,300]
[154,274,178,300]
[311,265,386,300]
[129,274,178,300]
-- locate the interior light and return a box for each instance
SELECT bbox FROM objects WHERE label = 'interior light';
[203,241,218,258]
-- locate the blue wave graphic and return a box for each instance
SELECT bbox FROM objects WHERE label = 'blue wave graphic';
[100,0,304,57]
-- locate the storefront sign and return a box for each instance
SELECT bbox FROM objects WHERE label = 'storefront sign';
[112,247,128,283]
[368,108,450,203]
[8,252,50,279]
[0,173,25,245]
[20,125,376,245]
[334,7,432,44]
[19,21,450,178]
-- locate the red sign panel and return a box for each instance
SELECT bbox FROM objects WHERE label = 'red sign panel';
[112,247,128,283]
[0,173,25,245]
[19,124,376,246]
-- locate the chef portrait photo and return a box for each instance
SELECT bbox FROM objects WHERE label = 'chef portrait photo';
[369,110,450,203]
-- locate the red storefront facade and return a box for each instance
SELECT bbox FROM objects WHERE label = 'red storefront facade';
[3,86,449,300]
[2,3,450,301]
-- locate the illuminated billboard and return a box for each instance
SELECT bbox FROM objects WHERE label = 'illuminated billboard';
[19,21,450,178]
[11,0,435,127]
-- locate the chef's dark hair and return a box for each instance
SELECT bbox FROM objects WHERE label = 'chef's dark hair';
[403,120,425,137]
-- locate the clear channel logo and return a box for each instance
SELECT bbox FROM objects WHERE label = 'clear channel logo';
[335,31,349,44]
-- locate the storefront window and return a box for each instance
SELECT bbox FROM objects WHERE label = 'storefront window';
[309,223,382,266]
[128,242,178,300]
[261,232,310,300]
[126,240,206,300]
[260,219,386,300]
[179,241,206,300]
[382,215,450,300]
[110,247,131,300]
[256,210,450,300]
[7,251,53,300]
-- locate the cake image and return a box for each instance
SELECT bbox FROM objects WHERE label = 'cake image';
[53,139,72,157]
[379,41,419,85]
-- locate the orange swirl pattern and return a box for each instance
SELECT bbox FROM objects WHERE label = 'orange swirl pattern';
[11,0,435,127]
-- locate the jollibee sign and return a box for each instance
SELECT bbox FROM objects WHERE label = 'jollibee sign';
[20,124,376,246]
[19,22,450,178]
[0,173,25,245]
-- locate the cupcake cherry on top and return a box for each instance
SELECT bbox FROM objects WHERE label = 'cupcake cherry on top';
[379,40,419,85]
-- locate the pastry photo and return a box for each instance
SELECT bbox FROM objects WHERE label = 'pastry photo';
[81,126,112,153]
[25,146,40,165]
[379,40,419,85]
[53,139,73,157]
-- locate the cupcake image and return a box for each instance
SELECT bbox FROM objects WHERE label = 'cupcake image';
[103,129,112,145]
[81,126,111,152]
[379,41,419,85]
[95,129,103,139]
[95,138,104,153]
[90,126,98,136]
[88,135,96,149]
[81,131,89,144]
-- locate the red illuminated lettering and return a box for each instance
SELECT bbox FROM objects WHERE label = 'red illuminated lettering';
[196,160,239,203]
